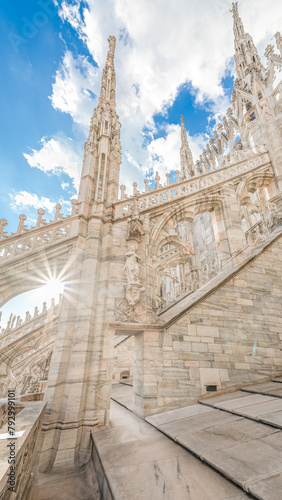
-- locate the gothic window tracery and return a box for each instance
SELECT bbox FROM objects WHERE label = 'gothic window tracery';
[155,212,221,309]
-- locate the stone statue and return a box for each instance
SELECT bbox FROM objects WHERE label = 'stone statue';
[25,311,31,322]
[123,246,141,283]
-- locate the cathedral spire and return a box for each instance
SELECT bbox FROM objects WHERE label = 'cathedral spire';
[230,1,245,41]
[180,115,194,179]
[99,36,116,103]
[230,2,265,88]
[78,36,121,210]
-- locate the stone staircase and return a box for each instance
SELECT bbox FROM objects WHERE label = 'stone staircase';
[146,379,282,500]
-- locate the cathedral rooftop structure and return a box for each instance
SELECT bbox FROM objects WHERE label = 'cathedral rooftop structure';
[1,3,282,499]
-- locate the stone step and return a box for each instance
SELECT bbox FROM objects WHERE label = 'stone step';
[242,381,282,399]
[93,400,250,500]
[146,393,282,500]
[271,377,282,383]
[111,382,133,411]
[200,391,282,429]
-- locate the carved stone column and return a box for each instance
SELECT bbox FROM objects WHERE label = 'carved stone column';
[212,183,246,264]
[133,330,164,418]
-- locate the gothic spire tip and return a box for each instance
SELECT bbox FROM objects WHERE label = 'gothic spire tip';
[230,1,238,17]
[107,35,116,56]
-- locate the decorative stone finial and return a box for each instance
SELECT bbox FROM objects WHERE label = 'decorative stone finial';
[120,185,127,200]
[54,204,64,222]
[133,182,140,196]
[0,219,8,239]
[35,208,46,228]
[14,214,28,235]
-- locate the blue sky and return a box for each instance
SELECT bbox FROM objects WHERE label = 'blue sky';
[0,1,79,233]
[1,0,282,325]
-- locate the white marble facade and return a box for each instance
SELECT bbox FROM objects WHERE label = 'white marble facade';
[1,2,282,492]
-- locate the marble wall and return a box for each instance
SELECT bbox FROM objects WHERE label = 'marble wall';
[133,233,282,417]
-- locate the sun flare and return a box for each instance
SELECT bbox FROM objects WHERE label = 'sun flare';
[44,278,65,300]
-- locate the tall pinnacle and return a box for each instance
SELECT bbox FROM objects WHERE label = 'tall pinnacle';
[180,115,194,179]
[230,2,264,88]
[99,36,116,103]
[230,1,245,41]
[79,35,122,208]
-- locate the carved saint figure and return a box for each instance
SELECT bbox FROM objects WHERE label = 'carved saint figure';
[123,246,141,283]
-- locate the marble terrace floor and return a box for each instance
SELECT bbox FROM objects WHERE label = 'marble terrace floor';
[30,380,282,499]
[92,384,249,500]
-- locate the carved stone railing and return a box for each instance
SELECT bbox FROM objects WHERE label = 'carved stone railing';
[159,258,219,310]
[0,298,61,350]
[158,246,181,263]
[0,402,25,430]
[0,401,46,499]
[0,220,72,263]
[245,220,266,245]
[0,200,79,263]
[165,282,191,304]
[114,151,270,219]
[0,200,78,240]
[10,337,55,372]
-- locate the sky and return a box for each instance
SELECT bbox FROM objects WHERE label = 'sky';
[1,0,282,325]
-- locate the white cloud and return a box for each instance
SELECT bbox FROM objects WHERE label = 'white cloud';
[10,192,56,213]
[9,192,74,227]
[23,135,82,190]
[61,182,70,190]
[147,124,207,181]
[49,0,282,193]
[50,51,99,128]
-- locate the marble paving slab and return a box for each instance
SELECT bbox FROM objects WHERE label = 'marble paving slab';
[146,404,212,427]
[93,401,249,500]
[111,384,133,397]
[213,394,275,411]
[248,471,282,500]
[199,391,253,406]
[242,382,282,398]
[259,410,282,428]
[111,394,133,411]
[105,454,250,500]
[204,432,282,489]
[96,434,188,470]
[158,410,241,440]
[177,418,279,458]
[119,378,133,386]
[93,421,157,448]
[111,383,133,410]
[226,399,282,419]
